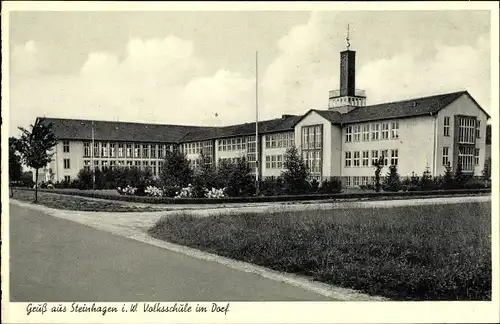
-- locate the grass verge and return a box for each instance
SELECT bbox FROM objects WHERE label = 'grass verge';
[10,189,162,212]
[148,202,491,300]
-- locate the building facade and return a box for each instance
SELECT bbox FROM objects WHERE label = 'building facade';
[34,44,490,187]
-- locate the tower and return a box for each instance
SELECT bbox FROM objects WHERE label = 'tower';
[328,25,366,113]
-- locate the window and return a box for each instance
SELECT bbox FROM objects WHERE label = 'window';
[110,143,116,157]
[63,141,70,153]
[353,151,360,167]
[265,136,270,149]
[102,160,109,169]
[301,125,322,178]
[101,142,108,157]
[118,160,124,167]
[83,160,91,171]
[390,149,399,166]
[94,142,99,157]
[362,124,370,141]
[353,176,360,187]
[118,143,124,158]
[266,156,271,169]
[64,176,71,182]
[391,121,399,139]
[134,161,141,167]
[271,155,277,169]
[314,126,322,148]
[353,125,361,142]
[158,161,163,175]
[362,151,369,166]
[371,150,379,166]
[126,160,133,167]
[94,160,99,170]
[151,161,157,176]
[277,155,283,169]
[345,176,352,187]
[134,144,140,158]
[381,149,389,165]
[458,117,476,144]
[458,146,475,172]
[84,142,91,157]
[110,160,116,169]
[63,158,70,169]
[126,144,132,158]
[345,151,352,167]
[159,145,165,159]
[381,123,390,140]
[475,148,480,165]
[345,126,352,142]
[444,117,450,136]
[442,147,449,166]
[142,144,149,158]
[371,123,379,140]
[476,120,481,138]
[361,176,369,185]
[150,144,157,159]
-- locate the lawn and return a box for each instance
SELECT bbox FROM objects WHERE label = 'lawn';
[148,202,491,301]
[10,189,162,212]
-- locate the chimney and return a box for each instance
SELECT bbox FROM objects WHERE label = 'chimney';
[281,114,296,119]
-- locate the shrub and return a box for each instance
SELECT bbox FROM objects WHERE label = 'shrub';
[383,164,401,192]
[318,177,342,194]
[260,177,284,196]
[454,163,467,189]
[441,162,455,190]
[145,186,164,197]
[160,150,193,188]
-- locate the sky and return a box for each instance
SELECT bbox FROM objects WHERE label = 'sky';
[8,10,491,136]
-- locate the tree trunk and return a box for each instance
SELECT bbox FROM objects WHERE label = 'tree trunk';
[35,168,39,203]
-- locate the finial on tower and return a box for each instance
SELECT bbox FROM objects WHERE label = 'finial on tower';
[346,24,351,50]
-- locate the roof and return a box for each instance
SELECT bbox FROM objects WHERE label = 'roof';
[180,115,302,142]
[38,117,215,143]
[340,91,490,124]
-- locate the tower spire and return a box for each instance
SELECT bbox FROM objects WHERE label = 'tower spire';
[346,24,350,50]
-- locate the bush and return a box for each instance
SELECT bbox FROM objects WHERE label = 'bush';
[383,165,401,192]
[318,177,342,194]
[281,146,310,195]
[160,150,193,188]
[260,177,284,196]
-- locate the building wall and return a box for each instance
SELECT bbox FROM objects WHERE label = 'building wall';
[435,94,489,176]
[341,115,435,180]
[330,124,343,177]
[261,132,294,178]
[294,111,332,179]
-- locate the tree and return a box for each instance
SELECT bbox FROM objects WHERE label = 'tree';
[17,119,58,202]
[419,165,433,190]
[281,146,310,194]
[194,151,219,190]
[9,137,23,197]
[372,156,384,192]
[160,149,193,189]
[454,162,466,189]
[383,164,401,192]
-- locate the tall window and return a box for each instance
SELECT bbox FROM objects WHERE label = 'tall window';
[362,124,370,141]
[390,149,399,165]
[371,150,379,165]
[84,142,90,157]
[265,156,270,169]
[301,125,322,179]
[159,145,165,159]
[345,126,352,142]
[134,144,140,158]
[63,158,70,169]
[277,155,283,169]
[345,176,352,187]
[345,151,352,167]
[158,161,163,175]
[94,142,99,157]
[458,146,474,172]
[444,117,450,136]
[475,120,481,138]
[109,143,116,158]
[142,144,149,158]
[353,176,360,187]
[353,151,360,167]
[361,176,369,185]
[381,123,390,140]
[371,123,379,140]
[83,160,91,171]
[353,125,361,142]
[381,149,389,165]
[391,121,399,139]
[63,141,70,153]
[118,143,124,158]
[126,144,132,158]
[101,142,108,157]
[94,160,99,170]
[64,176,71,182]
[458,117,475,144]
[362,151,369,166]
[110,160,116,170]
[151,161,157,176]
[271,155,277,169]
[475,148,480,165]
[442,147,449,166]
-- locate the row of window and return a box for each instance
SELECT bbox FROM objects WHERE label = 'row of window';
[265,133,295,149]
[83,142,176,159]
[265,155,284,169]
[83,160,163,176]
[218,136,256,152]
[443,116,481,141]
[344,176,375,187]
[181,141,213,156]
[301,125,323,150]
[345,121,399,143]
[442,146,479,171]
[345,149,398,168]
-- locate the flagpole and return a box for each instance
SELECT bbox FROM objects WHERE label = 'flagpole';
[91,120,95,190]
[255,51,259,196]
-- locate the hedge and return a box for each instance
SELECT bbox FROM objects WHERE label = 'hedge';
[12,187,491,205]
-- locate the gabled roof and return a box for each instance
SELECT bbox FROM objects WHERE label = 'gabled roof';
[294,91,490,126]
[38,117,215,143]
